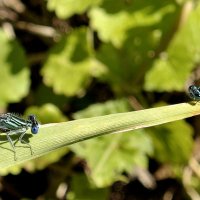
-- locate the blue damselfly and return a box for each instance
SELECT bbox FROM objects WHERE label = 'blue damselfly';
[188,85,200,101]
[0,113,39,160]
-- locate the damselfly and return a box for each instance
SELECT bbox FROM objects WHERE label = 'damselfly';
[0,113,39,160]
[188,85,200,101]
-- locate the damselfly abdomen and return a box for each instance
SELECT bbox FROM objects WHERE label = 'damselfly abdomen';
[0,113,39,160]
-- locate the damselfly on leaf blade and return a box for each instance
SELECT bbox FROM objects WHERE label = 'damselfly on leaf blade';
[0,113,39,160]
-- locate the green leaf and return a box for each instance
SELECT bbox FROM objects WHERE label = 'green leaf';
[41,28,103,96]
[71,131,152,187]
[72,99,151,186]
[0,147,69,175]
[67,174,109,200]
[96,43,139,94]
[34,84,68,106]
[94,1,178,93]
[25,103,68,124]
[0,29,30,107]
[144,3,200,91]
[71,99,153,187]
[89,8,133,48]
[47,0,102,19]
[73,98,131,119]
[149,120,193,164]
[0,102,199,172]
[89,1,176,48]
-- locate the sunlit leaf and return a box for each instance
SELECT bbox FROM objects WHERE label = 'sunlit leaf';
[94,1,179,94]
[0,29,30,107]
[0,103,199,172]
[41,28,96,96]
[89,1,176,48]
[25,103,68,124]
[72,99,152,187]
[149,120,193,164]
[145,3,200,91]
[73,98,131,119]
[89,8,133,48]
[0,148,69,175]
[47,0,102,19]
[71,130,152,187]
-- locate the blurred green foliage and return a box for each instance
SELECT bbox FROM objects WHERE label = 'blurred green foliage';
[67,174,109,200]
[1,0,200,198]
[0,30,30,107]
[72,99,153,187]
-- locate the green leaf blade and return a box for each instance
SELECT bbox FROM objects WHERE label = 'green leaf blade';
[0,102,199,170]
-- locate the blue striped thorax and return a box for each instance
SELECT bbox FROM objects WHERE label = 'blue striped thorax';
[0,113,39,134]
[188,85,200,101]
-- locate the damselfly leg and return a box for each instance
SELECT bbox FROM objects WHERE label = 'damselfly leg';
[0,113,39,160]
[19,129,33,155]
[6,127,34,161]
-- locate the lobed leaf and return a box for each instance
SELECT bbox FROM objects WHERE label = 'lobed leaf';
[144,3,200,91]
[47,0,102,19]
[0,29,30,107]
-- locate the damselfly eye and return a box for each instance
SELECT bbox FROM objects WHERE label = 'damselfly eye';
[31,126,39,134]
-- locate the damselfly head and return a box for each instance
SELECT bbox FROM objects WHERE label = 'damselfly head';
[28,114,39,134]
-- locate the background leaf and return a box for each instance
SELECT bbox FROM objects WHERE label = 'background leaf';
[71,130,152,187]
[41,28,104,96]
[47,0,102,19]
[67,174,109,200]
[149,120,193,164]
[0,29,30,107]
[144,2,200,91]
[89,1,177,48]
[25,103,68,123]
